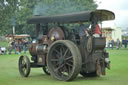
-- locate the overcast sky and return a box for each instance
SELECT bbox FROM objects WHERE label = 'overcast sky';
[95,0,128,30]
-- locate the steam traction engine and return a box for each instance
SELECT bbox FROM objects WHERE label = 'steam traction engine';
[18,9,115,81]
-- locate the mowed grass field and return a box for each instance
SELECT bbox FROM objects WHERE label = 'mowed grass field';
[0,49,128,85]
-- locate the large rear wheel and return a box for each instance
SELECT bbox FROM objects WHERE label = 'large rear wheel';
[47,40,82,81]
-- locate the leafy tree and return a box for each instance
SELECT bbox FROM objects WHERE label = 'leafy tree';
[33,0,97,15]
[0,0,19,35]
[0,0,97,37]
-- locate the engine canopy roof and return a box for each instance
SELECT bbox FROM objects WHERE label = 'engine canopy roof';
[27,9,115,24]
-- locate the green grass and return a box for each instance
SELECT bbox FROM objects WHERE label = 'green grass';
[0,49,128,85]
[0,41,8,48]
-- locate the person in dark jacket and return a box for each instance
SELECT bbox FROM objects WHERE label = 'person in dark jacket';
[122,38,127,48]
[78,22,90,38]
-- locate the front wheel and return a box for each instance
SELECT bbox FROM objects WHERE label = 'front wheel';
[18,55,31,77]
[47,40,82,81]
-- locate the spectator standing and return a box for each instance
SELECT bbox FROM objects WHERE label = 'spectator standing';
[108,40,111,48]
[18,40,22,54]
[116,38,120,50]
[8,41,13,54]
[14,41,18,54]
[111,39,114,49]
[23,40,28,53]
[122,38,127,48]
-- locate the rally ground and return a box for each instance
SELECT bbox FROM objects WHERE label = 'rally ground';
[0,49,128,85]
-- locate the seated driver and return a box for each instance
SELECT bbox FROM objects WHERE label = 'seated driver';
[78,21,90,39]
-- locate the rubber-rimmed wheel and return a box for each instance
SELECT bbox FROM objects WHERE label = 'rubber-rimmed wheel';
[43,66,50,75]
[18,55,30,77]
[47,40,82,81]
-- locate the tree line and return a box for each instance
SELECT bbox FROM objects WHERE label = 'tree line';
[0,0,97,38]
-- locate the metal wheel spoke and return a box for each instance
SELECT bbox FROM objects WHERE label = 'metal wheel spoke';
[60,44,65,52]
[63,48,69,58]
[54,64,64,72]
[23,68,26,74]
[22,60,25,64]
[66,62,73,67]
[65,56,73,61]
[23,57,26,62]
[53,49,60,55]
[60,48,63,57]
[19,56,30,77]
[51,58,59,62]
[62,68,66,73]
[64,66,69,73]
[68,66,71,74]
[55,53,60,58]
[21,64,25,68]
[47,40,82,81]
